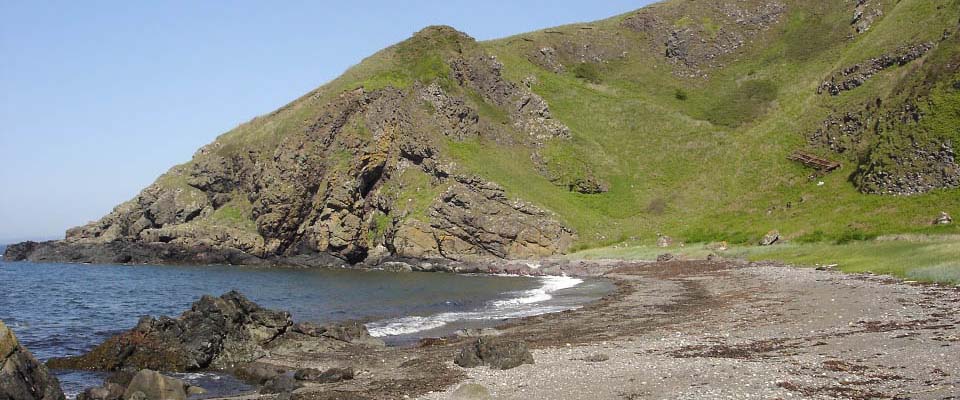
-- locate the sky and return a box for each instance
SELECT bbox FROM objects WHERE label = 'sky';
[0,0,654,243]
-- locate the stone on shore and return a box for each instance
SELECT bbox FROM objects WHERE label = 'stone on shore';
[259,374,303,394]
[77,382,124,400]
[450,383,492,400]
[290,321,384,347]
[454,337,534,370]
[0,320,66,400]
[122,370,189,400]
[47,291,293,372]
[293,367,354,383]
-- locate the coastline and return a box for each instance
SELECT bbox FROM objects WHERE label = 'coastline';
[201,259,959,399]
[6,246,960,398]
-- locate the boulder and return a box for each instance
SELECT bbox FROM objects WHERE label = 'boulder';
[934,211,953,225]
[259,374,303,394]
[0,320,66,400]
[233,362,286,384]
[454,337,534,370]
[48,291,292,372]
[759,230,780,246]
[122,370,188,400]
[77,383,125,400]
[293,367,354,383]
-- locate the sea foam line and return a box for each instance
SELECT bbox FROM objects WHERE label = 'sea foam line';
[366,275,583,337]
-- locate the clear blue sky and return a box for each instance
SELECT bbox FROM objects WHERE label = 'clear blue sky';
[0,1,653,243]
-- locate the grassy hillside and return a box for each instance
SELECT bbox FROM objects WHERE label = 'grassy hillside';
[446,0,960,249]
[64,0,960,267]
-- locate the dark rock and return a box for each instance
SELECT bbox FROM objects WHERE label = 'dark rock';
[259,374,303,395]
[656,253,675,262]
[76,382,124,400]
[818,43,934,96]
[0,320,66,400]
[2,241,39,262]
[233,362,286,385]
[582,353,610,363]
[48,291,292,372]
[290,321,383,346]
[122,370,188,400]
[454,337,534,370]
[759,230,780,246]
[293,367,354,383]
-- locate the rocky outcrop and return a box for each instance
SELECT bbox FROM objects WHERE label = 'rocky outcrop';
[851,0,883,34]
[818,43,934,95]
[454,337,534,370]
[47,291,292,372]
[856,139,960,195]
[5,27,579,267]
[0,320,66,400]
[392,176,575,261]
[621,1,786,77]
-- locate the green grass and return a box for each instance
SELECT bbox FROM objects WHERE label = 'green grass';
[572,235,960,285]
[144,0,960,259]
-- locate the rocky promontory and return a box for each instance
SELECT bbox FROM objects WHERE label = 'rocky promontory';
[47,291,292,372]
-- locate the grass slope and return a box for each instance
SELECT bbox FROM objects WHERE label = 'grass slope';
[145,0,959,272]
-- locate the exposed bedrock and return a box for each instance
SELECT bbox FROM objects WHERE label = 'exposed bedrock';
[1,320,66,400]
[47,291,292,372]
[5,29,580,266]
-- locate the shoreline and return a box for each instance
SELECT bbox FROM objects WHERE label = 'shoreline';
[201,258,959,399]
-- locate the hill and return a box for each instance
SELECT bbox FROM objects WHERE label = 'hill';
[7,0,960,266]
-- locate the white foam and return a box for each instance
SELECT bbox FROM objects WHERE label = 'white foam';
[366,275,583,338]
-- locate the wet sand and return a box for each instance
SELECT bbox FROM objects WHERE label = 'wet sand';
[241,260,960,399]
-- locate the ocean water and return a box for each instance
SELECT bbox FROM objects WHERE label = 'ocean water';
[0,260,611,398]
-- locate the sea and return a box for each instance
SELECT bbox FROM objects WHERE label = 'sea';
[0,259,611,398]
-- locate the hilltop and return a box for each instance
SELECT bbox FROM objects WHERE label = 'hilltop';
[7,0,960,266]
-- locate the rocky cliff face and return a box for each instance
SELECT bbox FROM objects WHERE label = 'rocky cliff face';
[5,27,575,266]
[5,0,960,260]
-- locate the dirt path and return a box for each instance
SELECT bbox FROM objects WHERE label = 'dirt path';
[259,260,960,399]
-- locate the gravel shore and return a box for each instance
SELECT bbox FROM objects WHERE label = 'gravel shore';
[239,260,960,399]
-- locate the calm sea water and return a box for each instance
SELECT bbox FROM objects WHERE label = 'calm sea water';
[0,260,611,398]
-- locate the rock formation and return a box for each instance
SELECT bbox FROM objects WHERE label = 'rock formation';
[47,291,292,372]
[0,321,66,400]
